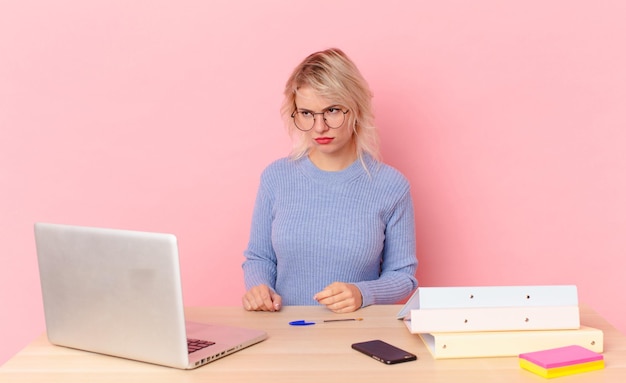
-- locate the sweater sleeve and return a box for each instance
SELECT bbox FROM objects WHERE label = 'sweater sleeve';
[355,187,418,307]
[242,175,278,291]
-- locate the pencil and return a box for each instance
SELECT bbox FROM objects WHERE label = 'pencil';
[323,318,363,323]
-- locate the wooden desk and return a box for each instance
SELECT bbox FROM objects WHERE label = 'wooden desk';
[1,304,625,382]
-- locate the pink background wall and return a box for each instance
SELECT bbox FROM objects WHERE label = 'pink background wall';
[1,0,625,365]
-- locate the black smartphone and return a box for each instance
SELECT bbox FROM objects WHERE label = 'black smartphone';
[351,340,417,365]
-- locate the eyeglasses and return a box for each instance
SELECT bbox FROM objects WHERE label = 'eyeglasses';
[291,107,349,131]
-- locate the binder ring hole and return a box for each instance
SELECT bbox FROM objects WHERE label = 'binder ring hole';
[525,318,530,322]
[526,295,531,299]
[443,344,447,349]
[469,294,474,299]
[464,319,468,324]
[591,341,596,346]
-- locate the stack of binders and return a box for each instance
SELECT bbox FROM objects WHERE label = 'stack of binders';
[397,285,604,359]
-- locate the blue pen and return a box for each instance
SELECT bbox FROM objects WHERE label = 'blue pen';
[289,320,316,326]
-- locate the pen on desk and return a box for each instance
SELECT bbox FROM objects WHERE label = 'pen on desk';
[323,318,363,323]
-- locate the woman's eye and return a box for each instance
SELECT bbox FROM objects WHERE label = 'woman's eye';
[326,108,339,114]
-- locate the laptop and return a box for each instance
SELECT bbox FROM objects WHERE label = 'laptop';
[34,222,267,369]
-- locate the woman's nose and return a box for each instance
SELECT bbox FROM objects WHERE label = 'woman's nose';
[312,115,329,132]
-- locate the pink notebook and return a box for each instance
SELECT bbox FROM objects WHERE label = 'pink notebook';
[519,345,603,369]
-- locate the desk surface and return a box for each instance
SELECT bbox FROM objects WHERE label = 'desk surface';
[1,304,625,382]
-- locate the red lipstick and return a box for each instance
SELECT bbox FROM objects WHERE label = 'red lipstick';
[315,137,334,144]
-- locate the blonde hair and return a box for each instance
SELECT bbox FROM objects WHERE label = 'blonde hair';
[281,48,381,163]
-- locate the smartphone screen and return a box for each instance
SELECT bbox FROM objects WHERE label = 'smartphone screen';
[351,340,417,365]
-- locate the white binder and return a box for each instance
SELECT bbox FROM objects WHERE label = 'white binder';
[416,325,603,359]
[404,305,580,333]
[397,285,579,319]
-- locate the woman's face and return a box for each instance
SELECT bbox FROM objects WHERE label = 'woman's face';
[294,86,356,169]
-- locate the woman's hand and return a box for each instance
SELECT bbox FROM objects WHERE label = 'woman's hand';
[314,282,363,313]
[242,284,282,312]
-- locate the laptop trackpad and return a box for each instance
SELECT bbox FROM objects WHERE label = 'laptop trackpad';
[187,321,243,342]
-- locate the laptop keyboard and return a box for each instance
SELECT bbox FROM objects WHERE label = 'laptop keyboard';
[187,338,215,354]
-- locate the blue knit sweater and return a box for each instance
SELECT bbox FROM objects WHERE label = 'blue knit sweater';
[242,154,418,307]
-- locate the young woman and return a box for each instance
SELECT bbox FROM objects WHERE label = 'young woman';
[242,48,417,313]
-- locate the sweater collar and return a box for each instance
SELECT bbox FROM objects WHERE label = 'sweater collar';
[299,154,374,184]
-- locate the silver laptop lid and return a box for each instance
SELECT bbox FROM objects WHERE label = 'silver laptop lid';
[34,223,190,368]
